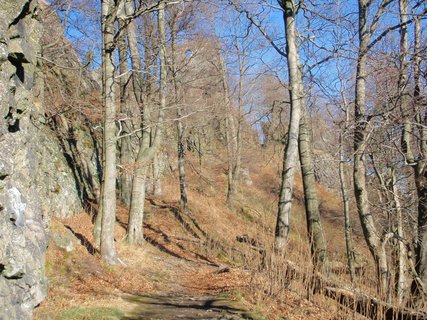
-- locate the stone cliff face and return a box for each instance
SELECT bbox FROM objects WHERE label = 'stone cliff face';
[0,1,95,318]
[0,1,48,318]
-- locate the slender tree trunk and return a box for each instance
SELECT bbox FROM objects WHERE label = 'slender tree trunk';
[414,165,427,298]
[147,13,161,199]
[408,15,427,302]
[226,112,238,209]
[117,18,133,207]
[157,0,167,169]
[339,131,355,282]
[171,19,188,210]
[275,0,303,250]
[399,0,414,164]
[125,1,147,245]
[127,0,166,244]
[219,55,238,209]
[100,0,119,264]
[395,0,409,304]
[226,33,246,210]
[152,152,162,196]
[391,170,408,304]
[338,79,355,282]
[127,162,149,244]
[354,0,389,297]
[298,107,327,270]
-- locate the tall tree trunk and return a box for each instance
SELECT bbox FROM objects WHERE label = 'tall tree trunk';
[219,55,238,209]
[127,0,166,244]
[125,1,148,245]
[391,170,408,304]
[395,5,427,302]
[339,131,355,282]
[100,0,119,264]
[395,0,409,304]
[409,14,427,302]
[171,18,188,210]
[354,0,389,297]
[226,111,238,209]
[117,18,133,207]
[226,31,246,210]
[298,108,327,270]
[275,0,303,250]
[338,77,355,282]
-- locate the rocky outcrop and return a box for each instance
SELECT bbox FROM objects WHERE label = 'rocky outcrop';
[0,1,90,318]
[0,1,48,318]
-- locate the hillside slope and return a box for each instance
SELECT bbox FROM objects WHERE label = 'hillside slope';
[34,147,371,320]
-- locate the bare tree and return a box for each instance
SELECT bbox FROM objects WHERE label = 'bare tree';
[117,15,134,208]
[401,7,427,302]
[100,0,120,264]
[274,0,303,250]
[353,0,398,297]
[127,0,166,244]
[170,6,189,210]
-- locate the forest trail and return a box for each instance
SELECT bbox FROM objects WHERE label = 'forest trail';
[124,294,250,320]
[121,244,254,320]
[35,200,258,320]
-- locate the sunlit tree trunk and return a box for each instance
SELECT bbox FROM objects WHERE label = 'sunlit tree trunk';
[298,106,327,270]
[225,110,238,209]
[354,0,389,297]
[126,0,148,245]
[117,17,133,207]
[396,0,409,303]
[171,18,188,210]
[127,0,166,244]
[411,15,427,301]
[339,131,355,282]
[152,152,163,196]
[275,0,303,250]
[218,55,238,209]
[100,0,120,264]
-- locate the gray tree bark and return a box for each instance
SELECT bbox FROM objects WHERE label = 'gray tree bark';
[125,0,149,245]
[298,107,327,270]
[152,152,163,196]
[171,17,188,210]
[391,170,408,304]
[396,0,409,304]
[127,0,166,244]
[219,55,239,209]
[100,0,120,264]
[117,17,133,208]
[338,81,355,282]
[354,0,390,297]
[275,0,303,250]
[339,131,355,282]
[409,15,427,302]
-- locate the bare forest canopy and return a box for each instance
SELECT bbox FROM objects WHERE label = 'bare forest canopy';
[36,0,427,318]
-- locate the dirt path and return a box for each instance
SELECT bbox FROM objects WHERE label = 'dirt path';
[123,294,252,320]
[35,207,258,320]
[120,244,255,320]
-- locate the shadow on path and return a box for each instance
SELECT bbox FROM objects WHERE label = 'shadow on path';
[122,294,254,320]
